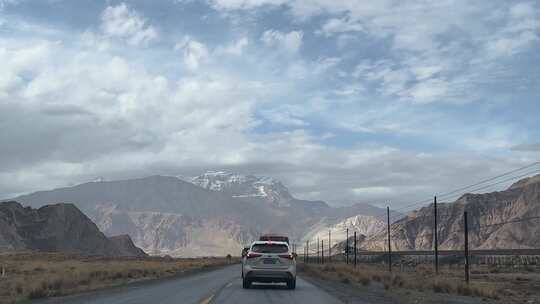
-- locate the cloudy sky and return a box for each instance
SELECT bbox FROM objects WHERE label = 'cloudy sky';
[1,0,539,208]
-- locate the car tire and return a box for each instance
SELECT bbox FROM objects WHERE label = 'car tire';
[242,278,251,289]
[287,278,296,290]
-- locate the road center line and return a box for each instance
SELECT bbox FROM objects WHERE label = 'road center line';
[199,294,214,304]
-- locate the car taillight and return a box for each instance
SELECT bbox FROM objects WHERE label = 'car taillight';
[247,253,262,259]
[279,254,294,260]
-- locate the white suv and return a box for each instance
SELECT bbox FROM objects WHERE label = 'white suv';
[242,241,296,289]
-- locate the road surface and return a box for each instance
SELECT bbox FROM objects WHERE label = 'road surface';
[38,265,343,304]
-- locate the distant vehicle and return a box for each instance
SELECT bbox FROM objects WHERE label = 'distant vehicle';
[242,241,296,289]
[259,234,289,245]
[241,245,250,278]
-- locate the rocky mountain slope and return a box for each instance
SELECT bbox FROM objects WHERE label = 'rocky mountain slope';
[357,174,540,251]
[301,214,385,247]
[0,201,146,257]
[13,173,388,257]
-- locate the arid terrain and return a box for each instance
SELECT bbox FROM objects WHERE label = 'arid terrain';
[0,253,235,304]
[300,262,540,304]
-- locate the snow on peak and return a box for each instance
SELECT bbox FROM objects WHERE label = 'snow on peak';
[191,171,293,206]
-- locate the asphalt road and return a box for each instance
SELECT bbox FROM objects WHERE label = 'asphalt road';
[38,265,343,304]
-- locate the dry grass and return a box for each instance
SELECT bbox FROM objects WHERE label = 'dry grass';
[0,252,235,304]
[301,263,504,301]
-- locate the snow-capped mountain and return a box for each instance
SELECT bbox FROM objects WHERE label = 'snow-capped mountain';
[191,171,293,207]
[11,173,389,257]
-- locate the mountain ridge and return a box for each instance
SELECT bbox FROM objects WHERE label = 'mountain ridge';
[12,173,388,257]
[354,174,540,251]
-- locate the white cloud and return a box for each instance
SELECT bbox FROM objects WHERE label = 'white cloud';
[318,17,363,37]
[313,57,341,72]
[486,31,538,57]
[262,110,308,127]
[207,0,539,106]
[261,29,303,54]
[210,0,287,10]
[410,65,443,81]
[175,36,250,70]
[1,1,538,208]
[485,3,540,58]
[175,36,210,70]
[215,37,249,55]
[101,3,158,46]
[406,78,449,104]
[0,42,52,99]
[486,2,540,58]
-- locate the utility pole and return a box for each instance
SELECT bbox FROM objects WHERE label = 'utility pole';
[464,211,470,283]
[317,237,320,264]
[354,231,357,267]
[434,196,439,274]
[387,206,392,273]
[329,230,332,263]
[322,240,324,264]
[346,228,349,264]
[306,240,309,264]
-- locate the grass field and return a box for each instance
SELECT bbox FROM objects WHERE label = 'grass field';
[0,252,236,304]
[300,262,540,303]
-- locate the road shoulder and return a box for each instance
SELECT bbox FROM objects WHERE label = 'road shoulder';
[299,272,490,304]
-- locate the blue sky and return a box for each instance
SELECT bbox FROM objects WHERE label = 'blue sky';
[0,0,539,207]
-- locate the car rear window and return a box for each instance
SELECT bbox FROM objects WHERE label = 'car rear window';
[259,236,289,244]
[251,244,288,253]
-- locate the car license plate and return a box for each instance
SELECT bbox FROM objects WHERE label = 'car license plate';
[263,258,276,264]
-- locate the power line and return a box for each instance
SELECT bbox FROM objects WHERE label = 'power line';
[438,168,540,202]
[435,161,540,200]
[388,162,540,221]
[386,170,540,237]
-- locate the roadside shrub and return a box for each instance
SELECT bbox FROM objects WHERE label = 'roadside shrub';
[432,279,452,293]
[323,265,336,272]
[391,274,404,287]
[357,276,371,286]
[456,283,473,296]
[28,288,47,299]
[49,278,64,291]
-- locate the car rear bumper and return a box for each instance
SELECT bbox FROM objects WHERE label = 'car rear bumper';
[244,270,294,283]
